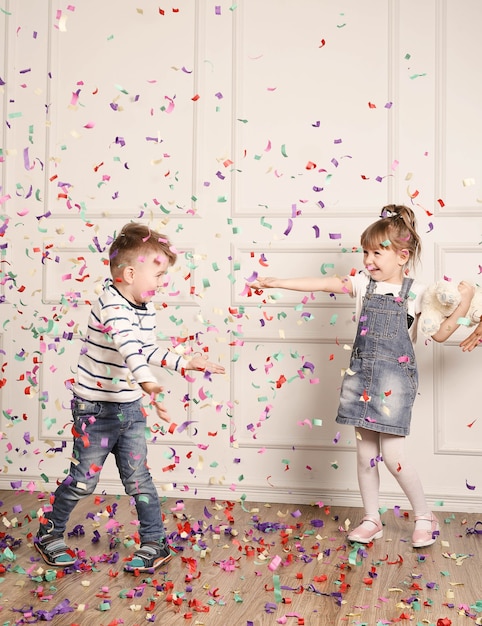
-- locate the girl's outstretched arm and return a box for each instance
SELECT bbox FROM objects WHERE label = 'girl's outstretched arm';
[251,275,353,295]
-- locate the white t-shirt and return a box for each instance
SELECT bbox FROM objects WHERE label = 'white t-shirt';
[349,270,426,343]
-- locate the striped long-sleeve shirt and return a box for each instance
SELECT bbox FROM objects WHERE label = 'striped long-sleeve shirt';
[72,280,189,403]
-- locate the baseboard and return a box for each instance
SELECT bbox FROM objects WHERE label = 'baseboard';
[1,477,481,514]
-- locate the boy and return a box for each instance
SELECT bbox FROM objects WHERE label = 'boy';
[35,223,225,571]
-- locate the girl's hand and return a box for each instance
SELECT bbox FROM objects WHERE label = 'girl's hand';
[249,276,278,289]
[140,381,171,422]
[186,354,225,374]
[460,320,482,352]
[458,280,475,306]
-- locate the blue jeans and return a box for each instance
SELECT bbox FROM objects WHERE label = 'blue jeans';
[40,396,165,544]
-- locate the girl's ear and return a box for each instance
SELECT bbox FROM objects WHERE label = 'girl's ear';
[398,249,410,265]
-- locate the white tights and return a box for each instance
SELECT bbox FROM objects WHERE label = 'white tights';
[355,427,430,522]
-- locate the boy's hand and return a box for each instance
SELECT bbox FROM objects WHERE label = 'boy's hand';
[186,354,225,374]
[140,381,171,422]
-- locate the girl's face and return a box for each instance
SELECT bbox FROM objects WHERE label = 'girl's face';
[363,246,409,283]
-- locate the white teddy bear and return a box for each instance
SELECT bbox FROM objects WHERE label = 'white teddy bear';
[419,280,482,338]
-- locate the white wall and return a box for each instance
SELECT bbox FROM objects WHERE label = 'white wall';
[0,0,481,512]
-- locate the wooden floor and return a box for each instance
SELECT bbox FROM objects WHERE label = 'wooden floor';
[0,490,481,625]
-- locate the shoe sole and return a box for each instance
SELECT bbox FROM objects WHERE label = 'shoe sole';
[123,552,172,573]
[413,538,437,548]
[34,541,77,567]
[348,530,383,543]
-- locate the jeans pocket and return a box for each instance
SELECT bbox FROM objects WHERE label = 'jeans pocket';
[72,396,102,421]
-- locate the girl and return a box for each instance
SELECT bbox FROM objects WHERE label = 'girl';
[250,205,474,547]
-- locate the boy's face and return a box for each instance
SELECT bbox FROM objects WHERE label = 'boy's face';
[126,251,170,304]
[363,246,409,284]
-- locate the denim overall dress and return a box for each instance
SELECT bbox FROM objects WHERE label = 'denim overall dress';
[335,277,418,436]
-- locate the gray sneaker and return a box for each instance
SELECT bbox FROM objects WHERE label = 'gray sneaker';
[35,533,77,566]
[124,541,172,572]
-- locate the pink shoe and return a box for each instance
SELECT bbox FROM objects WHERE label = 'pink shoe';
[347,515,383,543]
[412,512,440,548]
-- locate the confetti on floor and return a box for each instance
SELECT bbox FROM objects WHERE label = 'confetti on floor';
[0,491,481,625]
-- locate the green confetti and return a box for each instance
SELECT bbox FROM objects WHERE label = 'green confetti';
[321,263,334,275]
[273,574,282,602]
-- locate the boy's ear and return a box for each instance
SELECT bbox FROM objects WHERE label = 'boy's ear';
[120,265,135,284]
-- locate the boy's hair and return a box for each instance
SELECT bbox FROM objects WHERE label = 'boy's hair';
[109,223,177,277]
[361,204,422,269]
